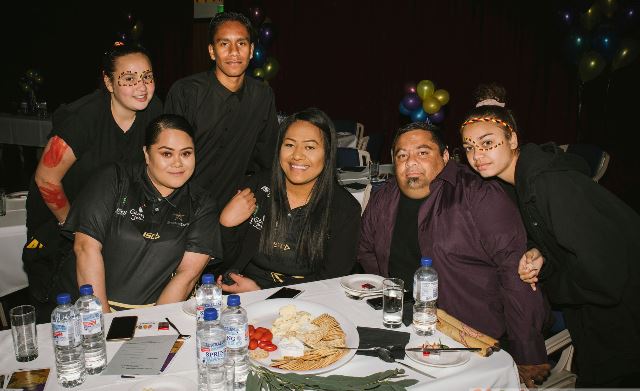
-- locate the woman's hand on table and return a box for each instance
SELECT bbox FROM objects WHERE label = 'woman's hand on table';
[220,188,256,227]
[518,248,544,291]
[218,272,260,293]
[517,363,551,388]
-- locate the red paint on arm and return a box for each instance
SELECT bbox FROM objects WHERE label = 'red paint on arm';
[42,136,69,168]
[38,183,68,210]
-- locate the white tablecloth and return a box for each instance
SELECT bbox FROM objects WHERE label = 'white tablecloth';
[0,114,52,147]
[0,277,519,390]
[0,197,28,297]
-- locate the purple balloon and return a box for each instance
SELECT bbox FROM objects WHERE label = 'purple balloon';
[259,23,276,46]
[402,93,421,111]
[399,102,412,116]
[429,109,445,124]
[410,108,428,122]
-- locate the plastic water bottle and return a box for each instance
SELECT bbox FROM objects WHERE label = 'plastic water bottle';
[51,293,86,388]
[413,257,438,336]
[196,274,223,325]
[197,308,226,391]
[221,294,249,388]
[75,284,107,374]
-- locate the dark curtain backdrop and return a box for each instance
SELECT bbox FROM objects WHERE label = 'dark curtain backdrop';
[1,1,637,210]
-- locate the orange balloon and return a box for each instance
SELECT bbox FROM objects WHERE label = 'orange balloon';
[433,89,450,105]
[422,96,441,114]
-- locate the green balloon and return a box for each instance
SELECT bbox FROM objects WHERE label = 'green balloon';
[263,57,280,80]
[416,80,435,100]
[252,67,265,79]
[580,5,601,31]
[578,51,606,82]
[612,38,639,71]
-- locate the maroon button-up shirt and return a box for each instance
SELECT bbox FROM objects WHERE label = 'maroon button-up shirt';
[358,161,548,364]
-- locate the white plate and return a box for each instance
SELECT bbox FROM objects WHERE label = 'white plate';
[245,298,358,375]
[127,375,197,391]
[340,274,385,294]
[405,350,470,368]
[181,298,196,317]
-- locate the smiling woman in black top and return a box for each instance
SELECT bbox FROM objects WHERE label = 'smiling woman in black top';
[56,114,221,312]
[218,108,361,292]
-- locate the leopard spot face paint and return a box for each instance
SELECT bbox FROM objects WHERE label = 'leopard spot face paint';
[117,69,154,87]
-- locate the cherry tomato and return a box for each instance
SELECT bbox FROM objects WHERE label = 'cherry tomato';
[258,340,271,349]
[248,325,255,337]
[258,330,273,342]
[255,327,269,334]
[249,338,258,350]
[262,343,277,352]
[253,329,265,341]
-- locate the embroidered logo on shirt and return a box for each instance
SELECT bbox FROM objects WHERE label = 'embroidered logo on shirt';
[272,241,291,251]
[261,185,271,198]
[129,208,144,221]
[167,212,190,227]
[250,214,264,230]
[142,232,160,240]
[115,208,127,216]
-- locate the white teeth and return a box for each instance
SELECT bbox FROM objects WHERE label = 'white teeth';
[291,164,307,169]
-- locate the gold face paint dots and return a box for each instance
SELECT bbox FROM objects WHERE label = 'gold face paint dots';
[463,138,504,152]
[117,69,154,87]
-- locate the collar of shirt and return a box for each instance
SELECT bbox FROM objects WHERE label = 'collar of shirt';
[210,70,246,102]
[434,160,459,186]
[136,164,185,211]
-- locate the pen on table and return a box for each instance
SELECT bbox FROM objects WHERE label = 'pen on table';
[121,375,136,378]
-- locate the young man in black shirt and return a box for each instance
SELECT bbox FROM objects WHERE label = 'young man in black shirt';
[165,12,278,208]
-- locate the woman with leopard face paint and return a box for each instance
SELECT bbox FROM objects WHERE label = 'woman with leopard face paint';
[460,84,640,388]
[24,42,162,323]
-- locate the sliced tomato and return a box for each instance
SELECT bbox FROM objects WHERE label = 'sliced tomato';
[258,330,273,342]
[262,343,277,352]
[248,325,255,337]
[249,338,258,350]
[258,340,271,349]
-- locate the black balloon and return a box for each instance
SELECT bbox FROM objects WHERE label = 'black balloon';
[592,24,619,60]
[252,43,267,67]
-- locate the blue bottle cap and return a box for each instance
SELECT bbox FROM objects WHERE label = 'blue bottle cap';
[227,294,240,306]
[201,274,215,284]
[57,293,71,305]
[204,307,218,321]
[79,284,94,296]
[420,257,433,267]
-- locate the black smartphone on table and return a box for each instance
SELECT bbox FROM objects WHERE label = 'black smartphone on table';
[366,296,384,310]
[265,287,303,300]
[106,316,138,341]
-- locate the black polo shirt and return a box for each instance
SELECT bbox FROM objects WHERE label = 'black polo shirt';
[164,71,278,206]
[60,162,222,310]
[27,89,163,232]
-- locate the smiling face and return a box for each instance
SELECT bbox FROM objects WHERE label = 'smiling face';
[279,120,326,193]
[461,121,519,183]
[208,20,254,87]
[394,130,449,199]
[104,52,155,113]
[144,129,195,197]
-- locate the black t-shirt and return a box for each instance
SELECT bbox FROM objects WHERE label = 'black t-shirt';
[388,193,427,296]
[164,72,279,206]
[26,89,163,232]
[59,162,222,310]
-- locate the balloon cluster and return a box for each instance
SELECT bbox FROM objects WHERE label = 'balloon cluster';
[19,69,44,111]
[247,6,280,81]
[398,80,450,123]
[559,0,639,82]
[116,12,144,44]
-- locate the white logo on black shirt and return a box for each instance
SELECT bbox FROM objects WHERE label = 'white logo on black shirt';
[129,208,144,221]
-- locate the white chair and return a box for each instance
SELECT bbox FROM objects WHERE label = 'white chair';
[522,329,577,390]
[357,135,369,151]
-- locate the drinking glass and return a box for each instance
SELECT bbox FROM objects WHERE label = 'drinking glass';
[10,305,38,362]
[382,278,404,328]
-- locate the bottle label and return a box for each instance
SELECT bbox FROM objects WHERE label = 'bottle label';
[52,320,80,346]
[198,339,226,366]
[224,324,248,348]
[80,311,102,335]
[413,281,438,301]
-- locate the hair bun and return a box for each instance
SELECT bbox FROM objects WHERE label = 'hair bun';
[473,83,507,108]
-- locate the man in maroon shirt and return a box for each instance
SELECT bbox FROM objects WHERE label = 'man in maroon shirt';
[358,122,550,387]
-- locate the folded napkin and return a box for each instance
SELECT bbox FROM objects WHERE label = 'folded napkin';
[356,326,410,359]
[436,308,500,357]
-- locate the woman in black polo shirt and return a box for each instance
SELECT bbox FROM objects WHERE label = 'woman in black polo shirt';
[56,114,221,312]
[24,42,162,320]
[218,108,361,292]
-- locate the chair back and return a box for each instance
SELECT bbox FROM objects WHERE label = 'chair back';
[337,147,369,167]
[558,144,610,182]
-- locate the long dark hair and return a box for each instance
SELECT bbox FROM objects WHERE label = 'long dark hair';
[259,108,337,270]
